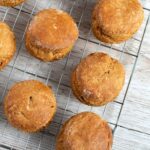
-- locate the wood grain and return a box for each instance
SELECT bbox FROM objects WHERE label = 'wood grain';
[0,0,150,149]
[113,127,150,150]
[118,19,150,134]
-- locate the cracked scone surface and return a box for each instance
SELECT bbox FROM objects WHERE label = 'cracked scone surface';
[56,112,112,150]
[71,52,125,106]
[92,0,144,43]
[0,22,16,70]
[4,80,56,132]
[0,0,25,6]
[25,9,78,61]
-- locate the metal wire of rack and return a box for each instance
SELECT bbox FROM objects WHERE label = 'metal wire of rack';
[0,0,150,149]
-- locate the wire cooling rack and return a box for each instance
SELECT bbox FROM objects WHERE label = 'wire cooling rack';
[0,0,150,149]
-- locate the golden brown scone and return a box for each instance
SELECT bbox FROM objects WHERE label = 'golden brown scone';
[25,9,78,61]
[56,112,112,150]
[0,0,25,6]
[0,22,16,70]
[4,80,56,132]
[71,52,125,106]
[92,0,144,43]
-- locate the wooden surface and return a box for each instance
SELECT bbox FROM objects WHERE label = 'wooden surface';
[0,0,150,149]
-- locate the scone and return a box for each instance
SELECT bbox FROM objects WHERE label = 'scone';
[25,9,78,61]
[0,22,16,70]
[56,112,112,150]
[0,0,25,6]
[71,52,125,106]
[92,0,144,43]
[4,80,56,132]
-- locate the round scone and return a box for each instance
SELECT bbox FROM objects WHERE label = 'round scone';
[0,22,16,70]
[25,9,78,61]
[0,0,25,6]
[71,52,125,106]
[4,80,56,132]
[56,112,112,150]
[92,0,144,43]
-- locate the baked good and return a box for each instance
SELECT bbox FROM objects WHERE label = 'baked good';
[0,22,16,70]
[25,9,78,61]
[0,0,25,6]
[4,80,56,132]
[56,112,112,150]
[92,0,144,43]
[71,52,125,106]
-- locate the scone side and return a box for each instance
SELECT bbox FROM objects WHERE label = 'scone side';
[92,19,131,44]
[25,36,73,62]
[71,68,106,106]
[0,50,15,70]
[71,68,90,105]
[0,23,16,70]
[92,14,144,43]
[0,43,16,70]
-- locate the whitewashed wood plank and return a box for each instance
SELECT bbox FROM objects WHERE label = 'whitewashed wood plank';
[141,15,150,54]
[118,100,150,134]
[142,0,150,10]
[118,18,150,134]
[113,127,150,150]
[0,0,149,149]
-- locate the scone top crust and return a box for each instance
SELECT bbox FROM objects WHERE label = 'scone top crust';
[4,80,56,132]
[72,52,125,106]
[0,22,16,70]
[56,112,112,150]
[0,0,25,6]
[26,9,78,51]
[92,0,144,43]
